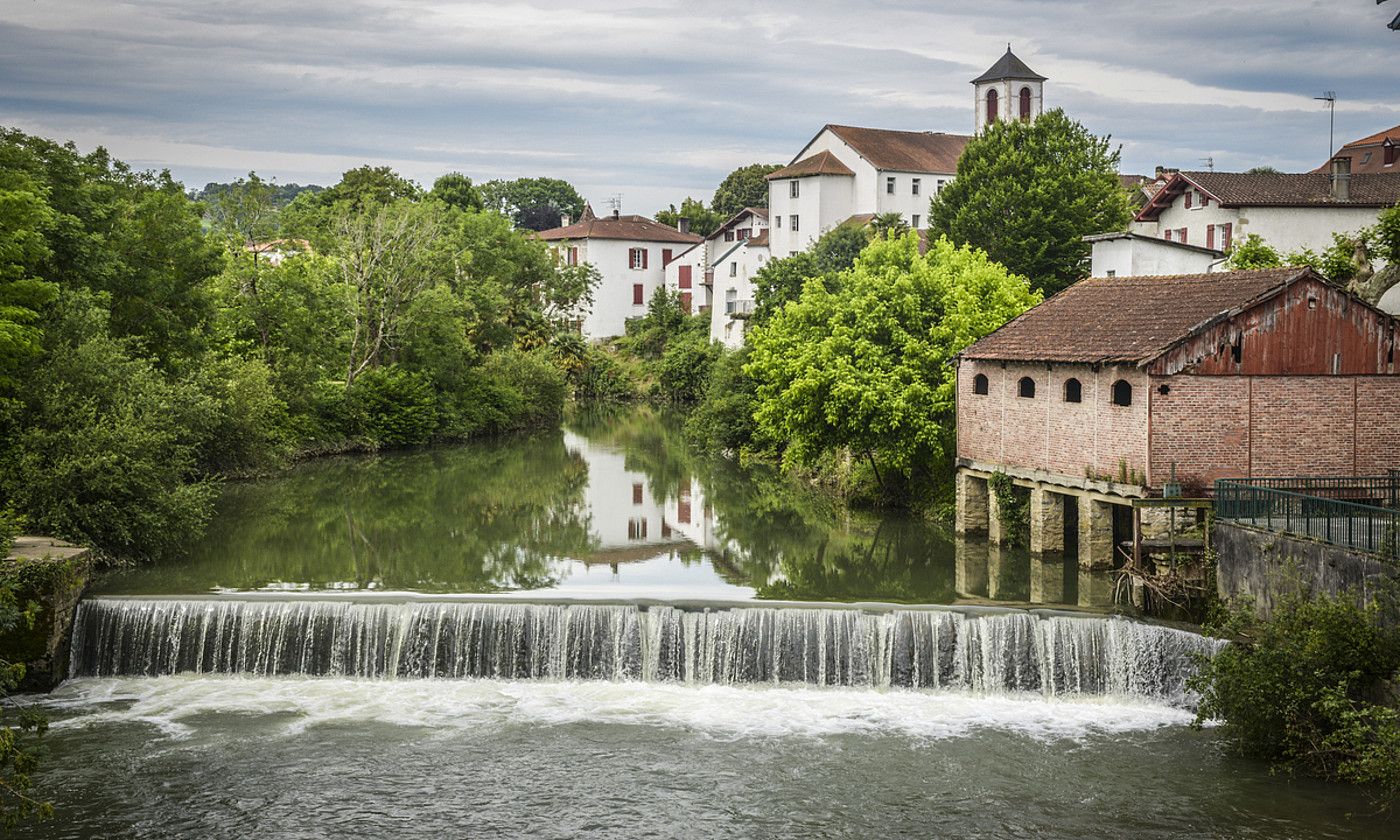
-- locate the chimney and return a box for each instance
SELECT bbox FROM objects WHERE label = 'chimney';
[1330,157,1351,201]
[560,213,571,227]
[677,217,690,235]
[612,208,620,220]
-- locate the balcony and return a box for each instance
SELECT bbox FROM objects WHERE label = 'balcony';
[725,299,755,318]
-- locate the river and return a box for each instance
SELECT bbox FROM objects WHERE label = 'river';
[20,408,1396,838]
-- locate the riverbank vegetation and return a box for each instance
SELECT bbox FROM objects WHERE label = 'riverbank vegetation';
[1193,591,1400,805]
[0,127,597,564]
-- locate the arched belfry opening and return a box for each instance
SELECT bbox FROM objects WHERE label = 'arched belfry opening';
[971,46,1047,133]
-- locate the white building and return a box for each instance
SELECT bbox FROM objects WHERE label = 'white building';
[1084,231,1223,278]
[973,47,1047,134]
[537,204,702,339]
[663,208,771,348]
[1130,167,1400,261]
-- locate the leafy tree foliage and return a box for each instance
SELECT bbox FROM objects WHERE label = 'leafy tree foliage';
[929,109,1131,294]
[711,163,782,217]
[478,177,585,231]
[745,233,1041,492]
[1193,592,1400,802]
[0,170,57,392]
[429,172,483,213]
[192,180,323,209]
[751,222,871,324]
[654,197,723,237]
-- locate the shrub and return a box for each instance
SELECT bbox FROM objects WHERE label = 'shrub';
[572,345,639,403]
[0,508,21,558]
[1193,592,1400,801]
[346,366,438,447]
[187,355,291,474]
[656,329,720,404]
[478,348,567,432]
[684,347,761,455]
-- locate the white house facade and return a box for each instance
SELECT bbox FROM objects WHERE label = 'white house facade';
[537,204,701,339]
[662,208,771,347]
[1084,231,1223,278]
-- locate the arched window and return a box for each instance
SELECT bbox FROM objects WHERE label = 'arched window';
[986,88,999,125]
[1019,86,1032,120]
[1111,379,1133,406]
[973,373,989,395]
[1018,376,1036,398]
[1064,378,1082,403]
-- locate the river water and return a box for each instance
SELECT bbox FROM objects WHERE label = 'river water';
[22,409,1397,837]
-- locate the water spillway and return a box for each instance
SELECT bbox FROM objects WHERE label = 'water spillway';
[69,598,1220,706]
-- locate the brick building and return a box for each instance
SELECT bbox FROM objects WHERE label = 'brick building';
[954,267,1400,568]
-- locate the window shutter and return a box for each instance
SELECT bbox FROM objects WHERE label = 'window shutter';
[633,284,644,305]
[1164,229,1172,242]
[1185,192,1193,209]
[1207,225,1215,250]
[662,249,672,265]
[642,249,648,269]
[1222,223,1233,250]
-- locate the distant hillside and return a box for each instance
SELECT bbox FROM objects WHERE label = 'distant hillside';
[190,181,326,209]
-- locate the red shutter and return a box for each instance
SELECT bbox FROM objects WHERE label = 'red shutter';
[662,249,672,265]
[642,249,648,269]
[678,265,692,289]
[680,292,692,313]
[633,284,644,305]
[1207,225,1215,250]
[1222,223,1233,250]
[1164,229,1172,242]
[1185,192,1193,209]
[1178,228,1188,243]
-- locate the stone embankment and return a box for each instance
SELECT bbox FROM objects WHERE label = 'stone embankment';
[1,536,94,690]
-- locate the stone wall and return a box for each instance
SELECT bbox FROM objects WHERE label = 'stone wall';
[1215,521,1397,620]
[1,537,94,691]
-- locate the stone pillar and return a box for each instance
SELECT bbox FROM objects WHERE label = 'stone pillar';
[1078,569,1116,608]
[1079,496,1115,571]
[985,540,1006,600]
[987,482,1004,545]
[1030,555,1067,604]
[1029,487,1065,555]
[955,472,990,537]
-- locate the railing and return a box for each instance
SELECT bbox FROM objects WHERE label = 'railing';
[1215,479,1399,561]
[725,299,754,317]
[1216,474,1400,509]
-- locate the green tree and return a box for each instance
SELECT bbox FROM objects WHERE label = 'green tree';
[745,233,1040,493]
[478,177,585,231]
[751,223,871,325]
[1224,234,1283,270]
[929,108,1131,294]
[430,172,483,213]
[871,212,909,239]
[654,197,723,237]
[0,572,52,828]
[711,163,782,217]
[0,172,57,391]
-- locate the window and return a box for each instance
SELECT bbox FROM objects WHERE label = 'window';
[937,179,947,192]
[1111,379,1133,407]
[886,177,896,195]
[1164,229,1172,242]
[790,215,799,231]
[1019,86,1032,120]
[629,248,648,269]
[662,248,673,265]
[1018,376,1036,398]
[973,373,989,395]
[632,483,643,505]
[986,88,999,124]
[729,262,737,277]
[678,265,692,289]
[1177,228,1188,243]
[790,180,800,199]
[1106,270,1116,277]
[724,231,734,242]
[774,215,782,229]
[737,228,749,240]
[566,246,579,266]
[912,178,921,196]
[1221,222,1233,250]
[1064,378,1082,403]
[632,284,644,305]
[911,214,921,228]
[1386,143,1397,167]
[627,518,648,540]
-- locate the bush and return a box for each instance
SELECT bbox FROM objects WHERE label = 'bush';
[684,347,761,455]
[1193,592,1400,800]
[0,509,21,558]
[187,355,291,474]
[346,366,438,447]
[656,328,720,404]
[478,348,567,432]
[572,345,639,403]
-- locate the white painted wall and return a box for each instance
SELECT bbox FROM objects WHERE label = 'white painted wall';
[974,79,1044,133]
[1143,189,1385,256]
[563,430,670,550]
[555,237,683,339]
[709,241,771,348]
[1089,237,1221,278]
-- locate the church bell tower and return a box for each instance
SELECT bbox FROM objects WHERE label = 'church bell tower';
[972,46,1047,133]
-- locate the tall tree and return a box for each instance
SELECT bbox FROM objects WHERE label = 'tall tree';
[478,177,585,231]
[745,233,1040,488]
[711,163,782,216]
[654,197,723,237]
[430,172,483,213]
[929,109,1131,294]
[0,172,57,391]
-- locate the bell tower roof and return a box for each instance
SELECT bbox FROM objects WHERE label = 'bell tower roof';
[971,46,1047,84]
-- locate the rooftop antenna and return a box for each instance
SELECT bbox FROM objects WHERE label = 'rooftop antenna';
[1200,156,1215,172]
[605,194,623,215]
[1315,91,1337,158]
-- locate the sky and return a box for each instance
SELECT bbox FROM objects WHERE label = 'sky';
[2,0,1398,214]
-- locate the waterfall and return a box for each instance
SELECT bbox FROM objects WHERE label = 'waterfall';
[70,599,1221,706]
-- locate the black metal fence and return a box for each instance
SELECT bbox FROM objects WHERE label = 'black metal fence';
[1215,477,1400,561]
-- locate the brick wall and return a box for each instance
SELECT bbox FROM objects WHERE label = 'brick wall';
[1150,375,1400,488]
[956,360,1148,482]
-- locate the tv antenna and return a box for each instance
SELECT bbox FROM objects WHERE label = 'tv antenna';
[604,194,623,215]
[1315,91,1337,158]
[1200,156,1215,172]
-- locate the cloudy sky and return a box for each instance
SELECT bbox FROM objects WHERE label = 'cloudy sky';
[2,1,1397,213]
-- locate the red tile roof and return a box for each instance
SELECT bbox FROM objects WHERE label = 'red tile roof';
[766,150,856,179]
[824,124,969,173]
[1136,171,1400,220]
[959,268,1317,365]
[746,230,770,247]
[535,203,702,244]
[1315,122,1400,175]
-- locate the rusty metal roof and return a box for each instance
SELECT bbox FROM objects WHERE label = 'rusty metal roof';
[959,268,1323,365]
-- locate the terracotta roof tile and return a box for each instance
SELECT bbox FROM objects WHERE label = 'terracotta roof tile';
[1315,122,1400,175]
[766,150,856,179]
[1137,171,1400,220]
[746,231,769,247]
[535,208,702,244]
[960,268,1313,364]
[825,125,969,173]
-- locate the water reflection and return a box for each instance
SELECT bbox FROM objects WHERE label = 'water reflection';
[94,407,1117,610]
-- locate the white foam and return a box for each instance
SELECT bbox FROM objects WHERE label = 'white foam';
[41,676,1194,742]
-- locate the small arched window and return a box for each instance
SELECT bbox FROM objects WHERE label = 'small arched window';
[1019,86,1032,120]
[986,88,999,125]
[1111,379,1133,407]
[973,373,989,395]
[1018,376,1036,398]
[1064,378,1082,403]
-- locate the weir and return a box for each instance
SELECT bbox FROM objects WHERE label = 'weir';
[70,598,1220,707]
